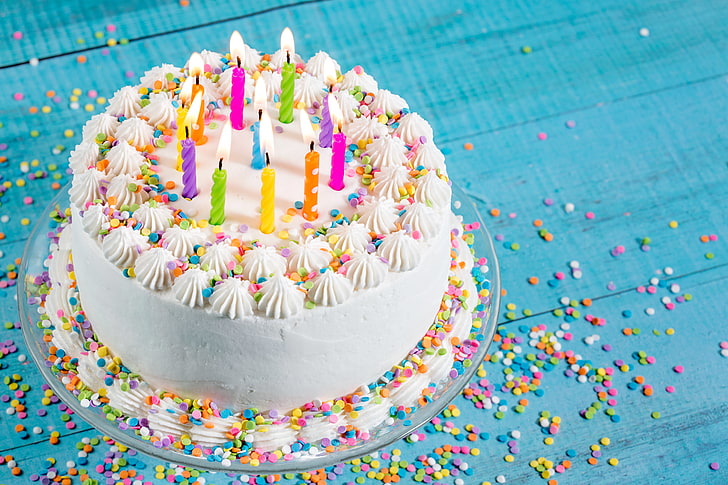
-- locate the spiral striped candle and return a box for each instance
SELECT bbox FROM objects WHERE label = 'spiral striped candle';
[180,138,198,199]
[318,93,333,148]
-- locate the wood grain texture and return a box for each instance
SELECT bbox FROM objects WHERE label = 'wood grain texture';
[0,0,726,483]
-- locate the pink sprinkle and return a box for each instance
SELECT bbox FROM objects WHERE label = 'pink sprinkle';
[23,196,33,205]
[709,234,718,241]
[665,386,675,393]
[607,399,617,406]
[720,342,728,349]
[563,332,573,340]
[554,271,565,280]
[585,211,595,219]
[710,462,720,471]
[646,356,656,364]
[106,24,117,32]
[537,132,548,140]
[636,285,646,293]
[565,120,576,128]
[12,31,23,40]
[665,302,675,310]
[353,65,363,74]
[88,90,98,98]
[101,48,110,56]
[673,365,684,373]
[13,92,23,100]
[646,286,657,294]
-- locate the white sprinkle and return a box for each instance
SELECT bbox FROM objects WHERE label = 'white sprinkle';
[721,349,728,357]
[639,27,650,37]
[453,200,461,209]
[66,461,76,468]
[664,266,674,275]
[564,202,575,213]
[29,58,39,66]
[649,277,659,285]
[584,336,594,345]
[33,426,43,434]
[560,296,570,305]
[511,430,521,439]
[6,407,15,415]
[661,296,672,304]
[496,475,507,483]
[670,283,680,294]
[17,354,26,363]
[560,323,571,330]
[645,307,655,316]
[569,260,580,269]
[572,269,583,279]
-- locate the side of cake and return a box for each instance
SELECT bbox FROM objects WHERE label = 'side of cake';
[38,30,494,463]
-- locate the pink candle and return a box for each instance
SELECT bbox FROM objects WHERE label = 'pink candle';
[229,31,246,130]
[328,96,345,191]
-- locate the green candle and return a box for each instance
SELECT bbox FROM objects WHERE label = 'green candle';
[278,27,295,124]
[209,121,231,225]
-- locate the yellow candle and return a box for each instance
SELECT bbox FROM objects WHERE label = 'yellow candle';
[300,110,319,221]
[175,79,193,171]
[188,52,206,143]
[259,112,276,234]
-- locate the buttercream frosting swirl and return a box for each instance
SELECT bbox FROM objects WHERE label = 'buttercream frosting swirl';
[194,75,221,105]
[286,236,332,273]
[399,202,440,240]
[106,380,155,417]
[75,352,108,392]
[336,91,360,123]
[200,242,238,275]
[134,247,176,290]
[414,171,451,210]
[132,202,174,233]
[306,51,340,81]
[340,68,378,93]
[161,226,205,259]
[377,231,422,272]
[216,66,256,100]
[81,203,107,238]
[366,135,408,170]
[197,49,226,72]
[106,173,148,207]
[343,251,387,290]
[249,421,298,452]
[347,392,392,431]
[69,168,105,208]
[138,64,183,90]
[256,274,304,319]
[241,246,287,282]
[172,268,212,308]
[105,141,145,177]
[209,277,255,319]
[139,92,178,129]
[260,70,282,98]
[373,165,412,200]
[357,196,399,235]
[327,220,371,253]
[396,112,433,145]
[294,73,326,109]
[82,113,120,142]
[410,141,446,171]
[69,140,100,174]
[369,89,408,115]
[268,49,304,70]
[115,117,155,148]
[107,85,142,118]
[343,116,388,144]
[102,225,150,268]
[307,269,353,307]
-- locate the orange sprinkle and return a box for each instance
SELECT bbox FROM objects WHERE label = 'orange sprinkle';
[77,55,87,64]
[46,90,56,98]
[172,268,183,277]
[587,457,598,465]
[463,142,474,150]
[700,235,710,243]
[29,106,39,114]
[544,232,554,242]
[180,0,190,6]
[489,208,500,217]
[562,460,572,469]
[286,207,298,216]
[643,387,653,396]
[634,375,645,384]
[533,219,543,227]
[528,276,539,285]
[622,328,633,336]
[11,467,21,476]
[153,80,163,90]
[165,181,176,189]
[581,298,593,306]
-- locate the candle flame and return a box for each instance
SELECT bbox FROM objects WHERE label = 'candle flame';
[229,31,246,66]
[179,77,193,106]
[260,111,275,158]
[254,78,267,111]
[299,109,316,146]
[188,52,204,78]
[328,95,343,130]
[216,120,232,161]
[280,27,295,56]
[323,57,337,87]
[184,93,203,132]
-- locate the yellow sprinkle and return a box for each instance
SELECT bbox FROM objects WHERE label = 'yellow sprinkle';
[97,97,107,104]
[666,328,675,335]
[608,458,619,466]
[278,230,289,239]
[470,448,480,456]
[16,179,26,187]
[21,218,30,225]
[197,220,209,228]
[600,437,611,446]
[668,220,678,228]
[110,219,120,228]
[544,437,554,445]
[504,454,514,462]
[63,129,74,138]
[41,106,51,113]
[281,214,293,223]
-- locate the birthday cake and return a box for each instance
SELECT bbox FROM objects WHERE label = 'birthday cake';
[40,30,493,464]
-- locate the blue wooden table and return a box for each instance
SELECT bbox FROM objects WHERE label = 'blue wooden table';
[1,1,727,484]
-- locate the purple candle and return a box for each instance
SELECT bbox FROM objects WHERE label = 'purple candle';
[180,136,198,199]
[229,31,246,131]
[319,93,333,148]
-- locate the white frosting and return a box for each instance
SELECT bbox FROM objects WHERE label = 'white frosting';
[327,221,371,253]
[173,268,211,308]
[366,135,408,170]
[105,141,145,177]
[306,51,340,81]
[200,242,237,275]
[357,197,398,235]
[139,92,178,129]
[106,381,155,417]
[75,351,108,391]
[369,89,408,115]
[69,168,105,208]
[241,246,287,282]
[107,85,141,118]
[249,421,297,452]
[294,73,326,108]
[256,274,305,319]
[101,225,150,268]
[81,204,107,238]
[395,112,434,146]
[82,113,120,142]
[68,140,100,174]
[348,393,392,431]
[268,49,304,70]
[336,91,360,123]
[161,226,205,258]
[132,202,174,233]
[399,202,440,240]
[343,251,387,290]
[198,49,226,72]
[260,70,282,98]
[115,117,155,147]
[286,236,332,273]
[139,64,183,89]
[106,173,149,207]
[378,231,422,272]
[373,165,412,200]
[209,278,255,319]
[307,269,353,307]
[195,76,221,106]
[411,141,446,171]
[415,171,451,210]
[134,247,176,290]
[343,116,387,144]
[340,68,378,93]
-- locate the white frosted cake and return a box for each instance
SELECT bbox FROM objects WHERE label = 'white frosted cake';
[39,31,492,464]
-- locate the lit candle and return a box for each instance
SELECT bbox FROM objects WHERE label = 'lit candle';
[251,78,266,170]
[188,52,206,143]
[210,120,231,225]
[278,27,295,124]
[180,108,199,199]
[176,79,193,171]
[328,96,346,191]
[300,109,319,221]
[229,31,246,131]
[318,58,337,148]
[259,112,276,234]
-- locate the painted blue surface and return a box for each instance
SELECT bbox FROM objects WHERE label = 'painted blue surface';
[0,0,727,484]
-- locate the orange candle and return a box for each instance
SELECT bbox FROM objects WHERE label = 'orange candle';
[188,52,205,143]
[300,110,319,221]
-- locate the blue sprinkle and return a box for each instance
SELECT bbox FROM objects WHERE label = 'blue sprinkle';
[294,200,303,209]
[622,310,632,318]
[168,193,179,202]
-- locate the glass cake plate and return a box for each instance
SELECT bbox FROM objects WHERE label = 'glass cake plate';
[19,183,500,474]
